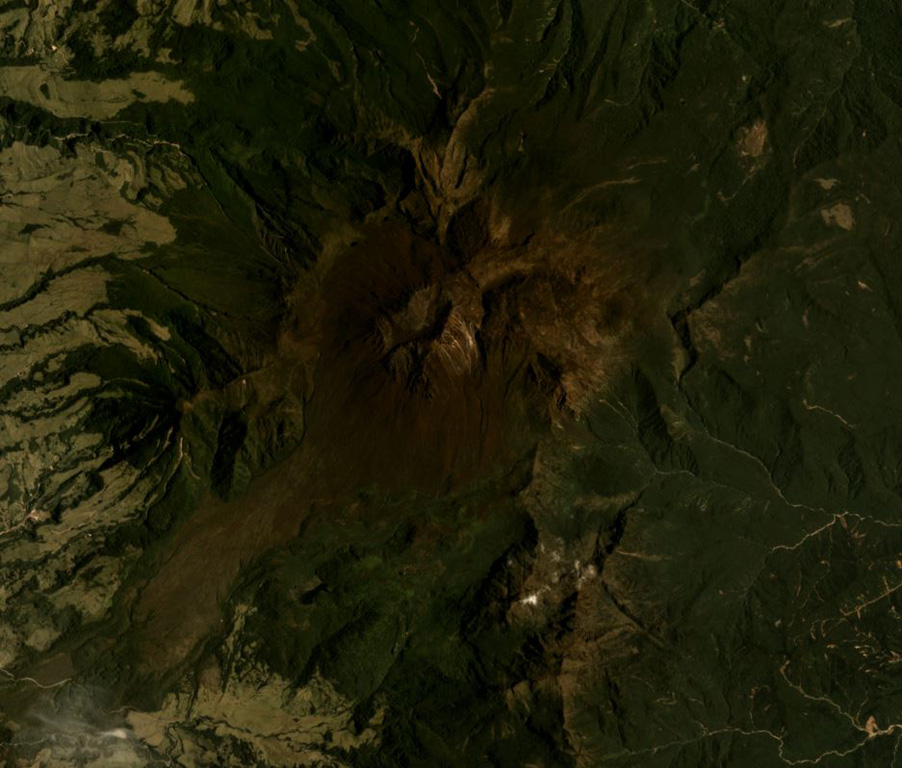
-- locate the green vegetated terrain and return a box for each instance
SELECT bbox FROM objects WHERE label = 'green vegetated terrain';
[2,0,902,765]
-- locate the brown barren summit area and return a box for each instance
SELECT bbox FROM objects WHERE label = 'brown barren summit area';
[129,202,670,681]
